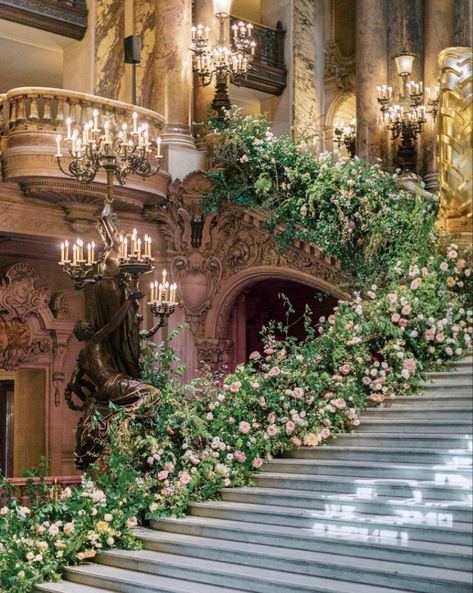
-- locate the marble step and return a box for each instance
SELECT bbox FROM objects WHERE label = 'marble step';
[362,407,473,420]
[426,369,472,380]
[331,433,472,448]
[422,375,473,386]
[221,486,473,522]
[251,473,473,502]
[383,394,472,406]
[283,445,473,464]
[64,564,245,593]
[152,517,473,572]
[264,458,473,483]
[420,384,473,395]
[36,583,112,593]
[95,547,473,593]
[123,530,473,593]
[356,419,473,434]
[190,500,473,545]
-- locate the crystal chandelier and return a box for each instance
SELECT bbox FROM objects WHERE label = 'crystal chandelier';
[190,0,256,120]
[333,118,357,157]
[376,50,439,172]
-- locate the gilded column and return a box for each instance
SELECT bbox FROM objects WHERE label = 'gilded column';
[95,0,126,101]
[154,0,194,146]
[423,0,454,191]
[355,0,387,161]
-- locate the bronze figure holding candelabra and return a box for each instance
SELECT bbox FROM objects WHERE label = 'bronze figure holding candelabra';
[57,110,178,469]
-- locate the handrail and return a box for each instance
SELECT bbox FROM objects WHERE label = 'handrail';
[0,475,82,507]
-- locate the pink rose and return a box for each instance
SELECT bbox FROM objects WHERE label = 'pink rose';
[229,381,241,393]
[234,451,247,463]
[293,387,304,399]
[239,421,251,434]
[267,424,278,437]
[320,428,331,440]
[448,249,458,259]
[179,472,191,486]
[249,351,261,360]
[362,376,371,385]
[267,412,276,424]
[387,293,398,303]
[328,315,336,325]
[399,318,409,328]
[269,367,281,377]
[401,305,411,316]
[435,333,445,343]
[48,524,59,536]
[410,278,422,290]
[127,516,138,528]
[285,421,295,434]
[158,470,169,481]
[403,358,416,373]
[440,262,449,272]
[340,364,350,375]
[332,398,347,409]
[291,436,302,447]
[252,457,263,469]
[391,313,401,323]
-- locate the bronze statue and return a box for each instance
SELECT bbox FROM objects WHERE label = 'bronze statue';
[65,203,165,469]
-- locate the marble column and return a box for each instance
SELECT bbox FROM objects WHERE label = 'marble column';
[293,0,319,137]
[454,0,473,47]
[355,0,387,161]
[95,0,126,101]
[154,0,194,145]
[193,0,219,143]
[134,0,156,109]
[423,0,455,191]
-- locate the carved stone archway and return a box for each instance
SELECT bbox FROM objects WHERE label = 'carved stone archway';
[146,171,352,369]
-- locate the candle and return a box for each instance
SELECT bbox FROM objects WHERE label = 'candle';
[132,111,138,133]
[170,283,177,303]
[162,269,167,288]
[191,26,196,41]
[122,123,127,144]
[104,120,110,144]
[66,117,72,140]
[87,242,91,264]
[72,244,77,265]
[159,282,164,302]
[124,237,128,259]
[93,109,99,131]
[164,281,169,302]
[55,134,62,157]
[65,240,69,262]
[156,136,162,158]
[83,124,89,144]
[91,241,95,263]
[60,242,64,264]
[137,238,142,261]
[132,229,137,254]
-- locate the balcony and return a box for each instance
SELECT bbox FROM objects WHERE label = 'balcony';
[0,87,170,228]
[230,17,287,96]
[0,0,87,40]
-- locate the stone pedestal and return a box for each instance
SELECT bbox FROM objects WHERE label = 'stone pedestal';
[355,0,387,161]
[423,0,454,192]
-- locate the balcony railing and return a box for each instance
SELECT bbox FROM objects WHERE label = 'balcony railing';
[0,0,87,40]
[230,17,287,96]
[0,87,170,213]
[0,475,82,507]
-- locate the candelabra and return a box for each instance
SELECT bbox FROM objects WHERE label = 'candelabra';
[376,50,439,172]
[190,0,256,120]
[148,270,178,329]
[333,118,356,158]
[56,109,163,202]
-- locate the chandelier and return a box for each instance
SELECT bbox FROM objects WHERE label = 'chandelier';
[190,0,256,120]
[333,118,356,158]
[376,50,439,172]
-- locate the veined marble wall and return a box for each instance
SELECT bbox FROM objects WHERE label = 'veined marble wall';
[135,0,156,109]
[95,0,126,100]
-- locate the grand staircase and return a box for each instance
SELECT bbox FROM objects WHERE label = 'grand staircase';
[37,359,473,593]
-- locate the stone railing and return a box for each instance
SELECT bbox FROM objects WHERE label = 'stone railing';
[0,475,82,507]
[230,17,287,95]
[0,0,88,40]
[0,87,170,216]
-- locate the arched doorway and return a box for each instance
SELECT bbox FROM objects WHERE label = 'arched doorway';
[228,278,338,369]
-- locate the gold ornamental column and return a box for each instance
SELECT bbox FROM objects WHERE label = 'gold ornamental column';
[438,47,472,245]
[154,0,203,177]
[423,0,455,192]
[355,0,387,161]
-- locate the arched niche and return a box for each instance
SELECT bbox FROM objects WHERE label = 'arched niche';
[326,92,356,155]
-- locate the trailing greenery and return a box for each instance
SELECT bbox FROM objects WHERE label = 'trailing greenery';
[1,110,472,593]
[204,108,437,284]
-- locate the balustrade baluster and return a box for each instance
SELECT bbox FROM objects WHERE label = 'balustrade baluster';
[43,95,53,125]
[29,95,40,123]
[9,98,17,127]
[55,96,65,129]
[16,96,27,123]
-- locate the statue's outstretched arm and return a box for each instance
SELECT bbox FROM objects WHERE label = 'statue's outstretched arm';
[100,202,121,250]
[140,319,164,339]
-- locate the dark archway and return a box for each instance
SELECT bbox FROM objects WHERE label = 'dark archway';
[228,279,338,369]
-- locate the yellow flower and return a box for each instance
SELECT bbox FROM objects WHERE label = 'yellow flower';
[95,521,109,533]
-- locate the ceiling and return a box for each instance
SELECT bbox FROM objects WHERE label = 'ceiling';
[0,19,70,93]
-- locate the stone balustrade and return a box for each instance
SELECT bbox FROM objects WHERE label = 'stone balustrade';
[0,475,82,508]
[0,87,171,221]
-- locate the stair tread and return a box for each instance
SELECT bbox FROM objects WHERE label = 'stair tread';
[288,445,472,453]
[266,458,472,471]
[68,550,410,593]
[100,543,473,585]
[35,583,112,593]
[66,564,245,593]
[152,516,473,556]
[191,500,473,533]
[254,472,473,489]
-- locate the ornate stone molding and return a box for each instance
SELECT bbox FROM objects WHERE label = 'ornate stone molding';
[0,264,74,395]
[325,41,355,93]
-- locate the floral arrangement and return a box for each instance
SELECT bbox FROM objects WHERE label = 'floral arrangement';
[1,110,472,593]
